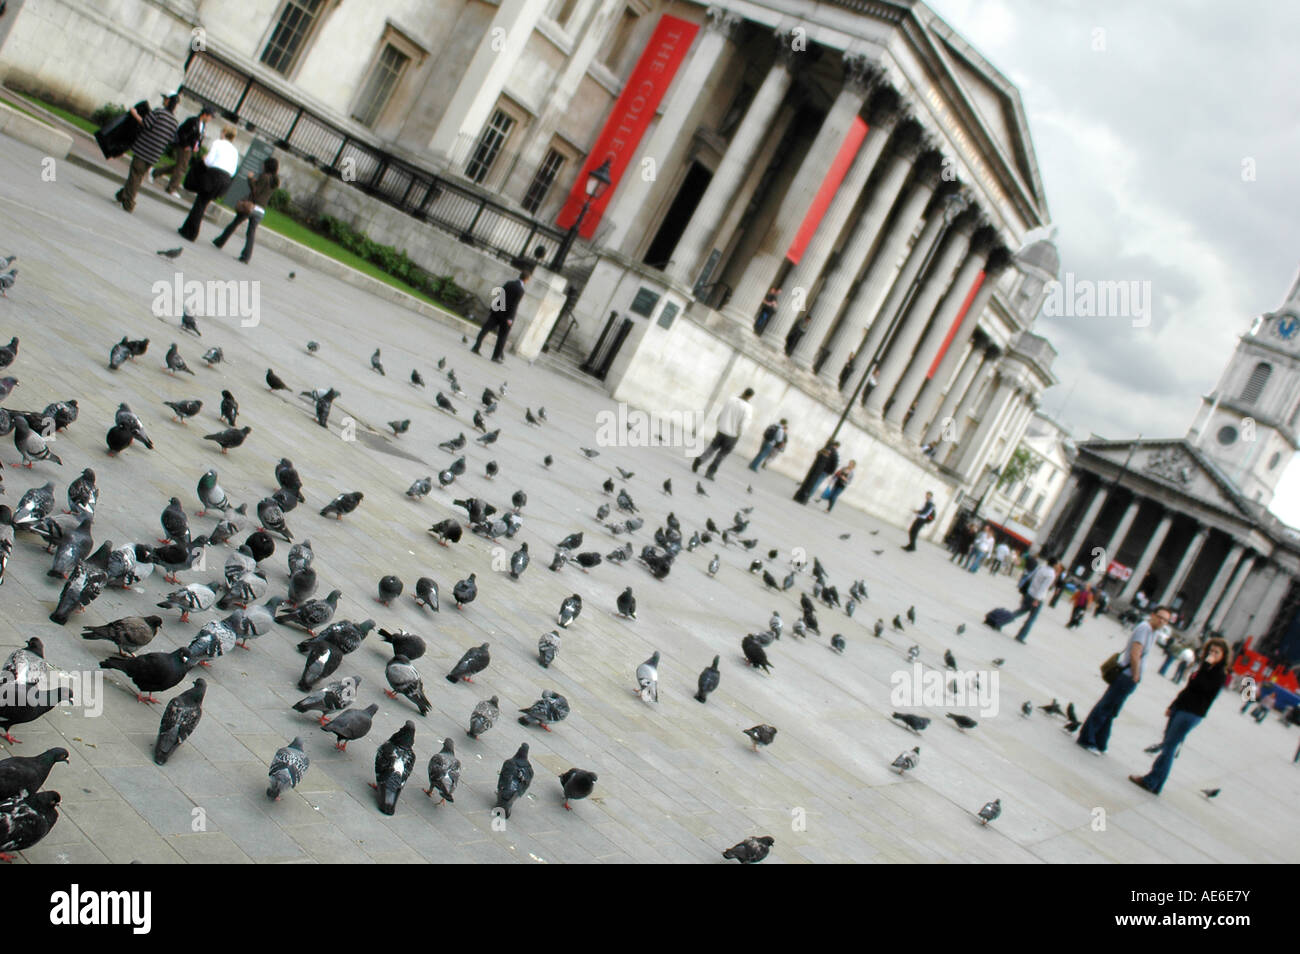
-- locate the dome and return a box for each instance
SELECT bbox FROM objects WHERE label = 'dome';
[1014,239,1060,283]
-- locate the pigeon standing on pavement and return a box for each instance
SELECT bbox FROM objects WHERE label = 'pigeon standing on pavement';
[495,742,533,819]
[722,835,774,863]
[266,737,309,800]
[743,724,777,751]
[373,721,416,815]
[423,737,460,804]
[154,678,206,765]
[695,656,720,703]
[467,696,500,739]
[977,798,1002,825]
[635,651,660,702]
[891,747,920,775]
[446,643,490,683]
[559,768,597,810]
[320,703,379,751]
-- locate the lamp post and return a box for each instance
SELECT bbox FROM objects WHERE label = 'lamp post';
[551,157,612,272]
[793,190,969,503]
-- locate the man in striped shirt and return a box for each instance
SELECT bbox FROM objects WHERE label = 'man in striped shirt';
[115,93,179,213]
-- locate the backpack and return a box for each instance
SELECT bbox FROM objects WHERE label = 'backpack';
[763,424,779,443]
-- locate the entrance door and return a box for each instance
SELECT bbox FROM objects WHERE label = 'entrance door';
[642,161,712,270]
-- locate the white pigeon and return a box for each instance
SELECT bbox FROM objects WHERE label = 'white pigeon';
[635,651,660,703]
[891,747,920,775]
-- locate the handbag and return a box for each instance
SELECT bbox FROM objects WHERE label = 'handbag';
[1100,652,1123,684]
[235,198,256,216]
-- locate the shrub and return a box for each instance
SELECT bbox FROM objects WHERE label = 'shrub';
[90,103,125,127]
[268,188,292,213]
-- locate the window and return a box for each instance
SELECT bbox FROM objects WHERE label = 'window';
[549,0,581,29]
[600,6,641,75]
[1032,493,1045,515]
[1016,485,1032,506]
[1240,361,1272,404]
[260,0,325,75]
[465,109,516,185]
[522,148,567,214]
[353,44,410,127]
[1217,424,1239,446]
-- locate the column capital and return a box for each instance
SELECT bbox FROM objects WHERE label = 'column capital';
[985,245,1014,275]
[866,89,902,130]
[968,224,996,256]
[773,28,806,66]
[705,5,744,38]
[841,52,881,94]
[949,207,983,237]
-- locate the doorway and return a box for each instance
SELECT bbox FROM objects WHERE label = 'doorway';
[643,161,712,270]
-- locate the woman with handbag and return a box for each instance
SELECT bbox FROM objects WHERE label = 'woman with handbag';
[821,460,855,512]
[178,125,240,242]
[1129,638,1228,794]
[213,157,279,263]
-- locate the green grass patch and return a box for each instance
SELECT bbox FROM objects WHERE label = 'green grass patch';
[11,91,98,134]
[0,93,55,127]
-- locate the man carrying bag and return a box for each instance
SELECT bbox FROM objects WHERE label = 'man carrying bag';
[1079,605,1171,755]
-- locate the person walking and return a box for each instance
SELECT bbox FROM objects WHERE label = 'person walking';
[838,350,857,391]
[821,460,856,512]
[749,419,787,471]
[115,92,179,213]
[902,491,936,551]
[1172,644,1196,684]
[472,266,531,363]
[1010,559,1060,644]
[947,518,975,564]
[1067,583,1093,629]
[1129,638,1228,794]
[153,105,213,196]
[692,387,754,480]
[1077,605,1171,755]
[754,287,780,335]
[989,539,1011,575]
[212,157,279,263]
[799,439,840,503]
[967,525,995,573]
[177,124,239,241]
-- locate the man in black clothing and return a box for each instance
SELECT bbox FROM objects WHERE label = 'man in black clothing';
[902,491,935,551]
[472,266,531,363]
[795,439,839,504]
[154,105,213,196]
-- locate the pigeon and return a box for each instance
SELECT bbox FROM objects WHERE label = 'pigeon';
[1020,701,1033,718]
[0,685,72,744]
[494,743,533,819]
[385,654,431,716]
[0,790,62,862]
[722,835,774,864]
[616,586,637,619]
[1039,699,1064,717]
[944,649,958,671]
[635,651,660,702]
[12,417,61,467]
[548,549,569,572]
[50,563,107,624]
[423,738,461,804]
[379,628,425,661]
[518,689,570,730]
[476,429,500,446]
[524,408,540,426]
[321,703,379,751]
[186,618,239,665]
[312,388,339,428]
[0,747,69,800]
[257,497,292,542]
[47,515,94,579]
[537,630,560,668]
[157,247,183,259]
[2,638,48,688]
[1202,788,1220,799]
[266,737,309,800]
[406,476,433,499]
[446,643,490,683]
[287,567,317,606]
[696,482,708,497]
[452,573,477,608]
[695,656,720,703]
[414,577,440,612]
[743,724,777,751]
[164,343,195,376]
[892,615,904,632]
[907,606,916,624]
[388,419,410,436]
[296,618,374,657]
[509,542,530,579]
[204,426,251,453]
[707,554,720,577]
[741,635,772,673]
[319,491,362,519]
[370,348,385,375]
[467,696,500,740]
[80,615,163,655]
[203,347,224,367]
[956,623,966,636]
[557,531,584,551]
[178,308,202,337]
[557,594,582,628]
[266,368,290,391]
[107,335,129,368]
[543,454,553,468]
[947,713,978,731]
[292,675,362,724]
[891,747,920,775]
[428,519,462,546]
[977,798,1001,825]
[98,648,192,704]
[154,678,206,765]
[410,369,425,388]
[791,619,807,639]
[0,336,15,366]
[435,392,458,415]
[376,575,403,606]
[892,712,930,733]
[830,634,846,653]
[559,768,597,810]
[276,459,306,503]
[373,721,416,815]
[276,589,341,634]
[616,489,637,513]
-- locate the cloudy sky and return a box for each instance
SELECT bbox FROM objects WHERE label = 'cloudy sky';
[927,0,1300,522]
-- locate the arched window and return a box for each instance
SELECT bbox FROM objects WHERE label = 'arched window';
[1240,362,1272,404]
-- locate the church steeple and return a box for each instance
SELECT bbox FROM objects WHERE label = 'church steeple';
[1188,264,1300,507]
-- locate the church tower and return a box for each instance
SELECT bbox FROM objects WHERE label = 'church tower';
[1188,266,1300,507]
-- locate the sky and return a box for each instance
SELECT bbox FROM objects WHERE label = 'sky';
[926,0,1300,522]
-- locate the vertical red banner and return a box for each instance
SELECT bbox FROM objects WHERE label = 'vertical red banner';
[926,271,985,378]
[785,116,868,265]
[556,14,699,238]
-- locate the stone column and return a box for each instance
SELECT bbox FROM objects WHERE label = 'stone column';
[952,375,1017,477]
[1157,526,1208,606]
[1254,567,1295,638]
[603,5,743,253]
[1193,541,1246,630]
[923,342,984,446]
[1040,471,1081,550]
[665,31,799,286]
[735,53,879,335]
[968,390,1030,483]
[882,223,991,426]
[904,249,1009,441]
[813,131,927,384]
[785,99,901,369]
[1093,495,1141,575]
[1208,548,1254,631]
[1118,512,1173,602]
[939,349,997,462]
[1059,484,1110,570]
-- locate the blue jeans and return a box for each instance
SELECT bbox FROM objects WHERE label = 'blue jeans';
[1140,709,1201,793]
[1159,654,1175,676]
[749,442,775,471]
[823,484,846,511]
[809,473,829,500]
[967,551,986,572]
[1077,671,1137,752]
[1014,598,1042,641]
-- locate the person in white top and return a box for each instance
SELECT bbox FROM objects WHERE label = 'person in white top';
[178,124,240,241]
[990,540,1012,575]
[966,527,995,573]
[693,387,754,480]
[1008,558,1060,644]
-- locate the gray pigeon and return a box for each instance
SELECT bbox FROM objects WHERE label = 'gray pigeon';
[635,651,660,702]
[722,835,774,864]
[743,724,777,751]
[467,695,500,739]
[538,630,560,668]
[321,702,378,751]
[977,798,1001,825]
[891,747,920,775]
[557,594,582,628]
[385,654,431,716]
[559,768,597,810]
[423,737,460,804]
[518,689,569,730]
[266,737,309,800]
[373,721,416,815]
[494,742,533,819]
[695,655,720,703]
[154,678,206,765]
[292,675,362,724]
[446,643,490,683]
[414,577,440,612]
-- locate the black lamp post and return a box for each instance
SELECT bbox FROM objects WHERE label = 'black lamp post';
[551,157,612,272]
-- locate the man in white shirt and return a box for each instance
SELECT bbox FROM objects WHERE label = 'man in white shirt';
[693,388,754,480]
[1011,558,1060,644]
[1077,605,1171,754]
[990,540,1012,574]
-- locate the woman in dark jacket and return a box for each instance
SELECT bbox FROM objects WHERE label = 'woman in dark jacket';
[213,157,280,263]
[1130,637,1228,795]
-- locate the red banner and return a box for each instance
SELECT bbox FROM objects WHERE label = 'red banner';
[556,14,699,238]
[786,116,868,265]
[925,270,985,379]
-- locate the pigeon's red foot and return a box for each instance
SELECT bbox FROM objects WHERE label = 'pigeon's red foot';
[334,741,347,751]
[384,690,397,698]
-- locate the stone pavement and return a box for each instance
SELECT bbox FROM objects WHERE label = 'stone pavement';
[0,135,1296,864]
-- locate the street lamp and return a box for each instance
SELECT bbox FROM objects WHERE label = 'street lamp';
[551,157,613,272]
[793,190,969,503]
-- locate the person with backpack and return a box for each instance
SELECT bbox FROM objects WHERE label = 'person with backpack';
[1129,638,1228,794]
[821,460,856,512]
[1077,605,1171,755]
[902,491,935,551]
[153,105,214,196]
[749,419,788,472]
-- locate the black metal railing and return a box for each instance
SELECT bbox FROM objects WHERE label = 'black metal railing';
[180,48,571,272]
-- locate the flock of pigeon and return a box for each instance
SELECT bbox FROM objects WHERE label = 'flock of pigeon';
[0,246,1075,865]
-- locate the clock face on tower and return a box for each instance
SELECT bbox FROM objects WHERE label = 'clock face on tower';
[1274,313,1299,341]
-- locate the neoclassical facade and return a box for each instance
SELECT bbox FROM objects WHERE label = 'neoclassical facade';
[1040,273,1300,655]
